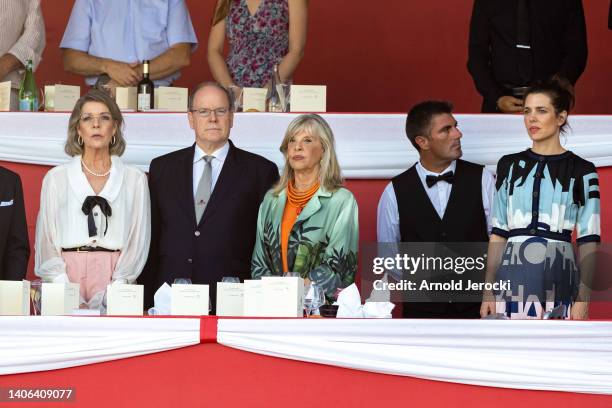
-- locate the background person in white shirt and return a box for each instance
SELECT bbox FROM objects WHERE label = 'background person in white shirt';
[376,100,495,318]
[35,90,150,310]
[0,0,45,110]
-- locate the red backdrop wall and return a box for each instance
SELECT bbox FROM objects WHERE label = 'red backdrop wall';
[36,0,612,113]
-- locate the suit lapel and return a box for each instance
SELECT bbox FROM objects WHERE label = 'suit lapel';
[179,144,198,226]
[199,140,244,225]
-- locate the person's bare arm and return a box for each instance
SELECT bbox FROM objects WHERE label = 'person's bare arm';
[145,43,192,80]
[277,0,308,83]
[207,10,235,87]
[480,234,507,317]
[62,49,140,86]
[0,54,23,80]
[571,242,597,319]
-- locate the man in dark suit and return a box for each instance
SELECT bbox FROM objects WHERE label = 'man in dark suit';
[0,167,30,280]
[140,82,278,311]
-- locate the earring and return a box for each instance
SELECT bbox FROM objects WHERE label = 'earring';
[111,135,116,145]
[77,135,83,146]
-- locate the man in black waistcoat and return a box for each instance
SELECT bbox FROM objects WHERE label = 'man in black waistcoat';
[377,101,495,318]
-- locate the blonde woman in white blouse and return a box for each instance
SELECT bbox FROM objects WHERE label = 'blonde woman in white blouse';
[35,90,150,310]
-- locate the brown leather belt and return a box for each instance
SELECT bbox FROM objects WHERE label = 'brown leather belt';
[62,246,120,253]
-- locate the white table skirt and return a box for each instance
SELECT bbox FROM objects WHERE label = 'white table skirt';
[1,112,611,178]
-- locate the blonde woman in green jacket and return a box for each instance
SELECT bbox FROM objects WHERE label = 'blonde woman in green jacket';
[251,114,359,297]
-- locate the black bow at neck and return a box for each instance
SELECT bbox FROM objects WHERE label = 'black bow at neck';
[81,196,112,237]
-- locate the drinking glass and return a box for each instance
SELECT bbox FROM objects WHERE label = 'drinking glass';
[173,278,192,285]
[30,279,42,315]
[303,283,325,317]
[228,85,243,112]
[221,277,240,283]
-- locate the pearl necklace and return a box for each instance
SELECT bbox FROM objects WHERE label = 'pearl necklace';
[81,159,111,177]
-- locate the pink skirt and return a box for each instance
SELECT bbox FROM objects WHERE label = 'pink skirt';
[62,251,120,302]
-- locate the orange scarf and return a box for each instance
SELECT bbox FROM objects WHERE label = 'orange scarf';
[281,181,320,272]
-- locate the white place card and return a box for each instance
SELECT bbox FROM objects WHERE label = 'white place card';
[290,85,327,112]
[262,276,304,317]
[157,86,188,112]
[53,85,80,111]
[0,280,30,315]
[171,284,209,316]
[0,81,11,111]
[41,282,80,316]
[243,279,266,316]
[242,87,267,112]
[115,87,137,110]
[216,282,244,316]
[106,283,143,316]
[43,85,55,111]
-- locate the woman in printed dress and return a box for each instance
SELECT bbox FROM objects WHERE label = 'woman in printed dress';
[481,80,599,319]
[207,0,308,89]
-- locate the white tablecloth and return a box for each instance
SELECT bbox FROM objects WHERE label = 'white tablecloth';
[1,112,611,177]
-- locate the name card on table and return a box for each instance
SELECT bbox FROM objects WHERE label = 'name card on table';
[106,284,143,316]
[115,87,137,111]
[243,279,266,316]
[290,85,327,112]
[0,81,11,111]
[171,284,209,315]
[0,280,30,315]
[53,85,80,111]
[156,87,188,112]
[41,282,80,316]
[262,276,304,317]
[242,88,267,112]
[216,282,244,316]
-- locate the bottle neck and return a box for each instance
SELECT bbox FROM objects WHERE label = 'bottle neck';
[143,62,150,79]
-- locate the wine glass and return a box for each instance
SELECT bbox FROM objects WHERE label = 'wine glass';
[221,276,240,283]
[303,283,325,317]
[173,278,192,285]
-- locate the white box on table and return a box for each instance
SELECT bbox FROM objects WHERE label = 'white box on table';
[41,282,80,315]
[216,282,244,316]
[171,284,209,315]
[243,279,266,316]
[262,276,304,317]
[106,283,143,316]
[0,280,30,315]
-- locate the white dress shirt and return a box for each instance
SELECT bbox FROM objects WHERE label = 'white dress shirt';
[192,141,229,198]
[377,160,495,242]
[35,156,151,285]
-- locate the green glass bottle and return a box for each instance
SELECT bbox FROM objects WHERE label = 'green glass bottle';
[18,59,38,111]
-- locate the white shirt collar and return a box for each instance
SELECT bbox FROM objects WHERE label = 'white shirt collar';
[193,141,230,164]
[67,155,125,203]
[416,160,457,177]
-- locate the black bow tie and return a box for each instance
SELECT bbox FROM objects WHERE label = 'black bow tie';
[425,171,454,188]
[82,196,112,237]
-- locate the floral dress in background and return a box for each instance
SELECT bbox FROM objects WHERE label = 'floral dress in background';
[226,0,289,88]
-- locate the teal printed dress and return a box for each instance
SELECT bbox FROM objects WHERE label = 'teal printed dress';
[491,149,600,319]
[251,187,359,297]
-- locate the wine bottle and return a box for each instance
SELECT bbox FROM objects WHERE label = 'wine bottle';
[18,59,38,111]
[137,60,154,111]
[267,65,283,112]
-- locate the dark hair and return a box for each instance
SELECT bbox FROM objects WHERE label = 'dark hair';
[405,101,453,151]
[524,79,574,133]
[188,81,234,112]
